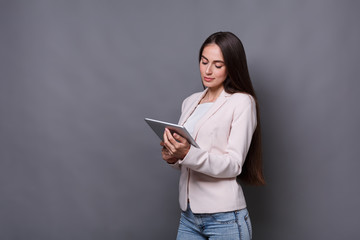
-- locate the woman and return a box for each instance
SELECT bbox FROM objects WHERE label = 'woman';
[160,31,265,240]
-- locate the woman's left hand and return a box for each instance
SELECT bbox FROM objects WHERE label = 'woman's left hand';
[162,128,190,160]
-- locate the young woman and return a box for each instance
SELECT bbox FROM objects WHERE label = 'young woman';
[160,31,265,240]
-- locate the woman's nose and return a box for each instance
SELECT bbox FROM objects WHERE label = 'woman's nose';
[205,65,212,75]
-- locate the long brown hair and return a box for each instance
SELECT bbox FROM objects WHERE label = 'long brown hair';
[199,32,265,185]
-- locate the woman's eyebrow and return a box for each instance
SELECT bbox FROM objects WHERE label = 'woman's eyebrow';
[201,55,224,63]
[201,55,209,61]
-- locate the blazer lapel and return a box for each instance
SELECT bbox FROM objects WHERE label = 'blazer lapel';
[192,89,230,140]
[179,88,208,125]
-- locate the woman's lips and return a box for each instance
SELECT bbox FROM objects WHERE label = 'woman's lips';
[203,77,214,82]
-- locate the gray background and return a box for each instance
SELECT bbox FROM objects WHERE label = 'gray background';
[1,0,359,239]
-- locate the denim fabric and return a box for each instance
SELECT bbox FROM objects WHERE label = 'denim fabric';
[177,204,252,240]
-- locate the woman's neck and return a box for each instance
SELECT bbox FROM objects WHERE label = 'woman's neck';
[201,86,224,103]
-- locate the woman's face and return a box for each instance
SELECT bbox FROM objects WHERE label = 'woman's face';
[199,44,227,91]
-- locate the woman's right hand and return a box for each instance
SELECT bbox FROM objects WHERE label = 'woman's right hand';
[160,141,178,164]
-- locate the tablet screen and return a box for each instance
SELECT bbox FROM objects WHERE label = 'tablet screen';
[145,118,199,148]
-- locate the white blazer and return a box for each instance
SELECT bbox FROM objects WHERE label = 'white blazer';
[172,88,257,214]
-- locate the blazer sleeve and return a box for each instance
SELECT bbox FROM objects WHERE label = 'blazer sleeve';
[177,97,257,178]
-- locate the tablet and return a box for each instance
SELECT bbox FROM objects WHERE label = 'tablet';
[144,118,199,148]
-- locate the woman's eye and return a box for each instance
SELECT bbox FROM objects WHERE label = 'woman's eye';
[201,61,208,65]
[215,65,223,69]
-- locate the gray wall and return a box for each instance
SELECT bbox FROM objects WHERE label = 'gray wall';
[1,1,359,239]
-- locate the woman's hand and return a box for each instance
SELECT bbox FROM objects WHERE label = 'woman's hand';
[160,143,178,164]
[160,128,190,163]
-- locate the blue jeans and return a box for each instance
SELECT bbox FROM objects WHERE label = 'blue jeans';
[177,205,252,240]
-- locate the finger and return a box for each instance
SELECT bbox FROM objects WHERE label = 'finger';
[163,129,169,144]
[162,147,172,156]
[162,152,172,161]
[165,128,180,147]
[163,130,169,146]
[165,157,178,164]
[163,145,173,155]
[163,129,175,153]
[173,132,187,144]
[162,152,171,159]
[161,146,171,155]
[163,140,173,155]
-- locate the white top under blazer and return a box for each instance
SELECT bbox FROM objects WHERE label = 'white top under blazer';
[184,102,213,134]
[171,88,257,214]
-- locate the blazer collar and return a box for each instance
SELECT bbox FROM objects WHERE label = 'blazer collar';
[181,88,231,139]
